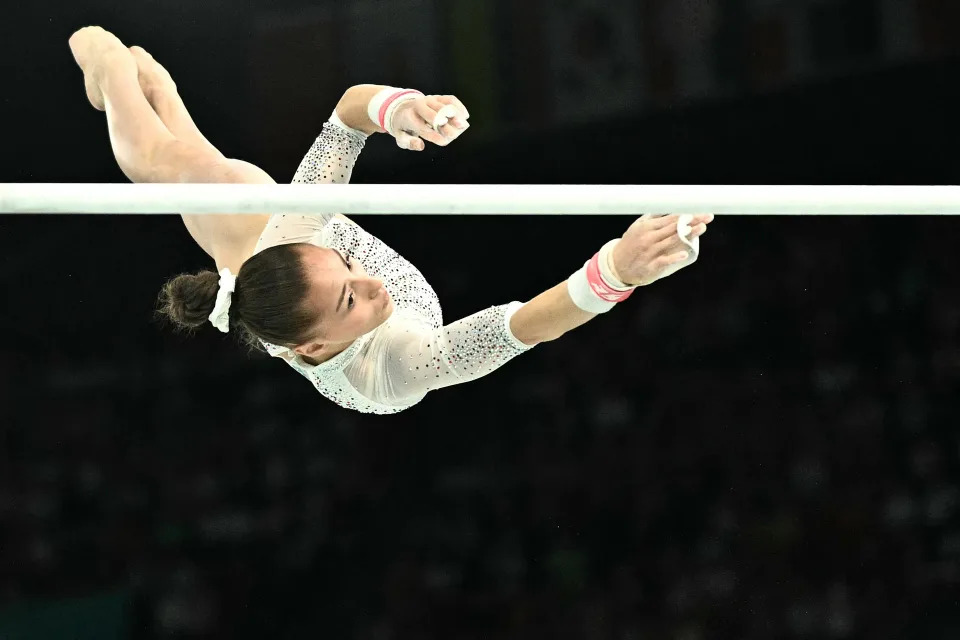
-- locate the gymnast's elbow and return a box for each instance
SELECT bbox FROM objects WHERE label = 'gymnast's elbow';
[509,311,572,346]
[510,325,565,347]
[536,328,570,344]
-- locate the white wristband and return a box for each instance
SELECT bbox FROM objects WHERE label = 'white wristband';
[566,238,637,313]
[366,87,423,135]
[567,261,617,313]
[597,239,634,291]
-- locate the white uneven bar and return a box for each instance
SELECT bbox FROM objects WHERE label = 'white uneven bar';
[1,183,960,215]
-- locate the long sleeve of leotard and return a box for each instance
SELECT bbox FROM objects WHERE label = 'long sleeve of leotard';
[252,119,538,414]
[253,119,367,252]
[343,302,536,408]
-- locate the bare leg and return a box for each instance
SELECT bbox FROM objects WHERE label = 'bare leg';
[128,45,358,230]
[128,46,224,158]
[121,44,276,262]
[128,46,275,182]
[70,28,274,266]
[68,27,267,184]
[69,27,181,183]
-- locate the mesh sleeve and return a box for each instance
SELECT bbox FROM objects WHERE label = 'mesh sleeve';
[254,121,367,252]
[345,302,536,407]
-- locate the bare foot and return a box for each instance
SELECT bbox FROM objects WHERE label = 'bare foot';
[128,46,177,108]
[68,26,130,111]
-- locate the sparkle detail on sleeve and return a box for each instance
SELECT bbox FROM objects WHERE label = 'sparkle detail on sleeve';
[253,121,535,414]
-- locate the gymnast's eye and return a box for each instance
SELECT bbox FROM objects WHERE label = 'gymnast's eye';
[347,292,355,310]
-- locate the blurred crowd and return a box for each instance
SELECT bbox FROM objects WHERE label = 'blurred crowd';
[2,0,960,636]
[1,217,958,639]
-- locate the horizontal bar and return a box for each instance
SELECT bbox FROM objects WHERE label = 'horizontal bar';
[1,183,959,215]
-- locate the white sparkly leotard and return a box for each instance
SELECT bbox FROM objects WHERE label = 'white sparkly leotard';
[252,120,536,414]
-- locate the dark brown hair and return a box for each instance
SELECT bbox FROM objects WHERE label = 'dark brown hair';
[156,243,318,351]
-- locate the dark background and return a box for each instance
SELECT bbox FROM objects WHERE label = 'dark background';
[2,0,960,638]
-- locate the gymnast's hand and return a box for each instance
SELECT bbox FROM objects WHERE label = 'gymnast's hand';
[390,94,471,151]
[611,214,714,286]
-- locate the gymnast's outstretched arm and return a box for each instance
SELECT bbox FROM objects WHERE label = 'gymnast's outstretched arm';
[284,84,469,210]
[253,84,470,248]
[347,213,712,407]
[68,26,469,271]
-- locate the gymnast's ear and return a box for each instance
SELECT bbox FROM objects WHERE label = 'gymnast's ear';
[293,340,325,359]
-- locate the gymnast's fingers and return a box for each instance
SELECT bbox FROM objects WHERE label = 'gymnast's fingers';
[657,250,691,268]
[417,125,454,147]
[395,130,425,151]
[686,222,709,239]
[436,95,470,124]
[412,100,439,129]
[430,105,461,136]
[411,101,458,144]
[415,100,457,132]
[647,215,682,242]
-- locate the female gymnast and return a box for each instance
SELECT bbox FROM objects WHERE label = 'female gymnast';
[68,26,713,414]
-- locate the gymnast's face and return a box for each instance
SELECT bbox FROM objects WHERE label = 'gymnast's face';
[293,245,394,359]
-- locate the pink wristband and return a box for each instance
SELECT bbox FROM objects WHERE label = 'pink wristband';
[585,252,634,303]
[378,90,423,130]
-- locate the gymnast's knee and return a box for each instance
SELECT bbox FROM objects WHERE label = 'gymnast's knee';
[223,158,275,185]
[140,140,232,184]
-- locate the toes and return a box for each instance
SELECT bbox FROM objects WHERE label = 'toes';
[129,46,152,69]
[128,45,152,60]
[129,46,170,79]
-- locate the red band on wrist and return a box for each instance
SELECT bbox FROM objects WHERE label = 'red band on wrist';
[586,253,634,303]
[378,90,423,130]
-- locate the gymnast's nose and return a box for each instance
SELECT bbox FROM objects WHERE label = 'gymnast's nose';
[363,277,385,300]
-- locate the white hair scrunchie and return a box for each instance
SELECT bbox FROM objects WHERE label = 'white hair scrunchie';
[208,267,237,333]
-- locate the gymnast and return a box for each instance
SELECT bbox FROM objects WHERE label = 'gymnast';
[68,26,713,414]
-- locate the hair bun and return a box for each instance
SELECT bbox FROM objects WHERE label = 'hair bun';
[157,270,221,330]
